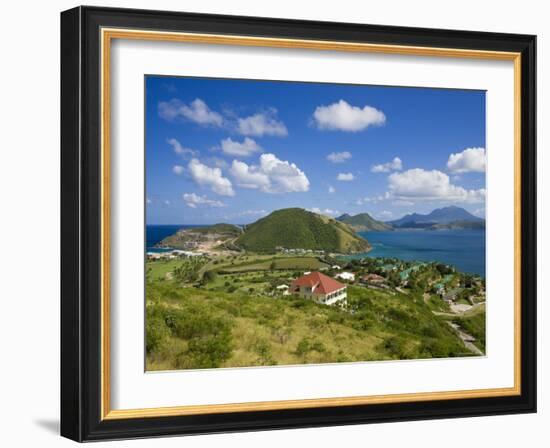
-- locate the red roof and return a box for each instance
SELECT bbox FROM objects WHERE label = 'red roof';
[291,271,345,295]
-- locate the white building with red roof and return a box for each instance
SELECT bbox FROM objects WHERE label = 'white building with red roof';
[290,271,347,306]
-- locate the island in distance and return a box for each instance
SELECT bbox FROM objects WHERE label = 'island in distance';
[146,206,486,371]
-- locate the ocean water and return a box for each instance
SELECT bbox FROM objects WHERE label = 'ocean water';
[353,229,486,276]
[146,225,203,252]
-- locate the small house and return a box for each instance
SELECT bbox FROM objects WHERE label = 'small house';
[290,271,347,306]
[361,273,385,285]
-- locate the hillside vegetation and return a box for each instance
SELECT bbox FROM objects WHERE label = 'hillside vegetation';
[234,208,371,253]
[337,212,393,232]
[146,278,471,371]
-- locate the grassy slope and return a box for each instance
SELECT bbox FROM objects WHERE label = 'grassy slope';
[145,278,471,371]
[337,213,393,232]
[235,208,371,253]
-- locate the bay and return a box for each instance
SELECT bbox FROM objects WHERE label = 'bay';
[353,229,486,276]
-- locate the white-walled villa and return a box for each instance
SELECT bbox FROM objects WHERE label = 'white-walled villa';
[290,271,347,306]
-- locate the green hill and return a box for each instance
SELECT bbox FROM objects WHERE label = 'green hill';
[336,212,393,232]
[157,223,242,249]
[234,208,371,253]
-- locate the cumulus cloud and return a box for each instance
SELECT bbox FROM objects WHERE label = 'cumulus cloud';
[230,153,309,193]
[188,158,235,196]
[182,193,226,208]
[237,110,288,137]
[327,151,352,163]
[371,157,403,173]
[447,147,486,173]
[337,172,355,181]
[328,185,336,194]
[308,207,340,217]
[167,138,198,157]
[313,100,386,132]
[158,98,224,127]
[388,168,485,203]
[172,165,184,175]
[220,137,262,157]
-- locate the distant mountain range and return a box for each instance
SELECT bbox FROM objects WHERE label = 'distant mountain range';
[388,206,484,230]
[336,212,393,232]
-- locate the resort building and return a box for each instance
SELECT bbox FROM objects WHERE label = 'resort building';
[290,271,347,306]
[361,273,386,285]
[335,271,355,282]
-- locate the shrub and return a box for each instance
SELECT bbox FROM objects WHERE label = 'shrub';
[295,337,326,357]
[380,336,408,359]
[177,332,233,369]
[253,339,274,365]
[202,270,217,284]
[145,304,170,354]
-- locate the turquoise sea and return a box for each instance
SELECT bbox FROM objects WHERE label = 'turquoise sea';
[353,229,486,276]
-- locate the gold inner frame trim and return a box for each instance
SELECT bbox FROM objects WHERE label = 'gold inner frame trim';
[100,27,522,420]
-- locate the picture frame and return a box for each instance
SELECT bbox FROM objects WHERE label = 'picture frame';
[60,5,536,442]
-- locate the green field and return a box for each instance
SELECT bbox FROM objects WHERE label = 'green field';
[145,256,475,371]
[218,256,329,273]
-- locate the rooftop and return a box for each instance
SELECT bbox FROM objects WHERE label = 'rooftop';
[291,271,345,295]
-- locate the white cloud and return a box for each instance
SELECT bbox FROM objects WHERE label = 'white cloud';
[355,192,391,205]
[313,100,386,132]
[327,151,352,163]
[158,98,224,127]
[337,172,355,181]
[201,157,229,170]
[308,207,340,217]
[447,147,486,173]
[167,138,198,157]
[371,157,403,173]
[230,153,309,193]
[392,199,415,207]
[172,165,184,175]
[182,193,226,208]
[239,209,268,217]
[146,198,152,205]
[237,110,288,137]
[377,210,393,219]
[328,185,336,194]
[388,168,485,203]
[164,200,171,206]
[188,158,235,196]
[230,160,270,190]
[220,137,262,157]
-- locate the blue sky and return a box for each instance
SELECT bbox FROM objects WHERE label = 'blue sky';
[146,76,486,225]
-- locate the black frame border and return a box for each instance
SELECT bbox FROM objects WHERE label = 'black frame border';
[61,6,536,442]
